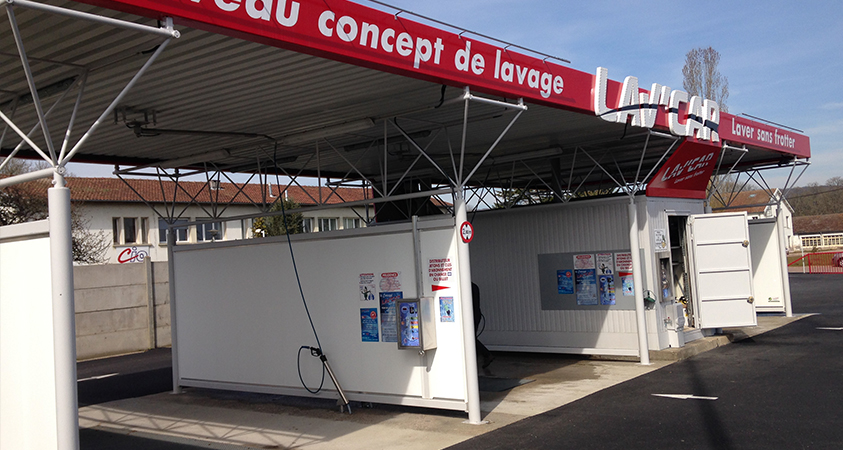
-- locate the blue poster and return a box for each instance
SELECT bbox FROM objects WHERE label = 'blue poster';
[599,275,616,305]
[360,308,379,342]
[380,291,402,343]
[557,269,574,294]
[575,269,598,305]
[439,297,455,322]
[398,301,420,348]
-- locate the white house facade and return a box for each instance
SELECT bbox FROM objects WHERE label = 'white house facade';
[67,177,376,264]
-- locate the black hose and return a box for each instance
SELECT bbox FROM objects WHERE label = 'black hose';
[273,144,326,393]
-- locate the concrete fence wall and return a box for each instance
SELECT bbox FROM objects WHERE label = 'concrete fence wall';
[74,261,170,360]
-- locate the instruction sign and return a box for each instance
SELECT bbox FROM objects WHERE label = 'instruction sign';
[360,308,379,342]
[428,258,453,283]
[574,253,595,270]
[439,297,455,322]
[557,270,574,294]
[615,252,634,296]
[359,273,376,301]
[537,251,636,311]
[597,253,614,275]
[654,229,668,252]
[379,292,401,343]
[379,272,402,292]
[575,269,598,305]
[599,275,616,305]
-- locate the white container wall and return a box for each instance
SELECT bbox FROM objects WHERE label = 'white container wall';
[0,221,59,450]
[171,216,470,410]
[748,219,786,312]
[470,196,704,355]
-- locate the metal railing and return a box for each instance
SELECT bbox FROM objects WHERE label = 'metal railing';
[788,251,843,274]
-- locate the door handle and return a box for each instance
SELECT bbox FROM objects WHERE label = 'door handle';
[742,240,749,248]
[747,296,754,303]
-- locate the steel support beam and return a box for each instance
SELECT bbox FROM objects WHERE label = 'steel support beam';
[454,191,483,424]
[48,171,80,450]
[628,197,650,365]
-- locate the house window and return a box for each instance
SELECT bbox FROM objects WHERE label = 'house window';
[159,219,189,243]
[196,221,224,242]
[302,218,314,233]
[124,218,137,244]
[343,217,362,229]
[112,217,148,245]
[140,218,149,243]
[112,218,120,245]
[241,218,252,239]
[318,218,338,232]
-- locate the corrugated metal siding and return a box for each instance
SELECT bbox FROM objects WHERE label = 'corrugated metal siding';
[470,196,705,353]
[471,198,632,339]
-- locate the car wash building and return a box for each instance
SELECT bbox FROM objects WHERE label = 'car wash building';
[0,1,810,448]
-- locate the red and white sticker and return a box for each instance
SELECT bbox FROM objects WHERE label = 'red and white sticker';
[460,221,474,243]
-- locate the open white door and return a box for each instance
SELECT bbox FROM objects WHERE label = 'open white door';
[686,212,757,329]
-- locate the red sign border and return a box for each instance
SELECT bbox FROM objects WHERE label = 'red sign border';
[460,221,474,243]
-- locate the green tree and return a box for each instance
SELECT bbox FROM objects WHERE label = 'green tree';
[252,198,304,236]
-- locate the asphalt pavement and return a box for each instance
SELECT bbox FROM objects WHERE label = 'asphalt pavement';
[448,274,843,450]
[76,274,842,449]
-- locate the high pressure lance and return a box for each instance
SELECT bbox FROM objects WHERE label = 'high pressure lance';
[305,346,351,413]
[273,146,350,414]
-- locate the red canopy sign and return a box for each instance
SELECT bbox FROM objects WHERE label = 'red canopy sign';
[80,0,594,111]
[77,0,810,158]
[646,140,719,199]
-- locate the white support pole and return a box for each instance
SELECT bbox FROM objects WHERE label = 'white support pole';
[48,170,80,450]
[777,202,793,317]
[454,191,483,424]
[628,197,650,365]
[167,228,183,394]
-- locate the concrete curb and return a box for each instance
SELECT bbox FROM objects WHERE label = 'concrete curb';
[649,314,808,362]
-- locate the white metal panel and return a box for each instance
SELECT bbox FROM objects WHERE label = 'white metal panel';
[172,219,467,408]
[749,220,786,312]
[687,212,757,328]
[470,197,640,353]
[642,197,705,349]
[0,221,58,450]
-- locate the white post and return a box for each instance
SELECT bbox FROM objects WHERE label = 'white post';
[167,227,183,393]
[48,170,80,450]
[628,197,650,365]
[777,202,793,317]
[454,191,483,424]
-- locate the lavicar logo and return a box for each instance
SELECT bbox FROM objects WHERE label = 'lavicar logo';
[593,67,720,143]
[660,151,716,183]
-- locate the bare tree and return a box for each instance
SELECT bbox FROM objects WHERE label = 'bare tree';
[682,47,729,112]
[788,177,843,216]
[1,157,109,264]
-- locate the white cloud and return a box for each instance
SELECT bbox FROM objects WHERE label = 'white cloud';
[820,102,843,110]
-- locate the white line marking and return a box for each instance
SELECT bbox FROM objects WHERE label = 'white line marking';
[817,327,843,331]
[77,372,119,382]
[652,394,718,401]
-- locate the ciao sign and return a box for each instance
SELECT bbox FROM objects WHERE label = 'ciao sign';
[117,246,149,264]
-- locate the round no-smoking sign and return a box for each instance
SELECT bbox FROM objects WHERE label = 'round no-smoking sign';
[460,221,474,243]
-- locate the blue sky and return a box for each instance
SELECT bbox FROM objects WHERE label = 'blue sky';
[369,0,843,187]
[72,0,843,187]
